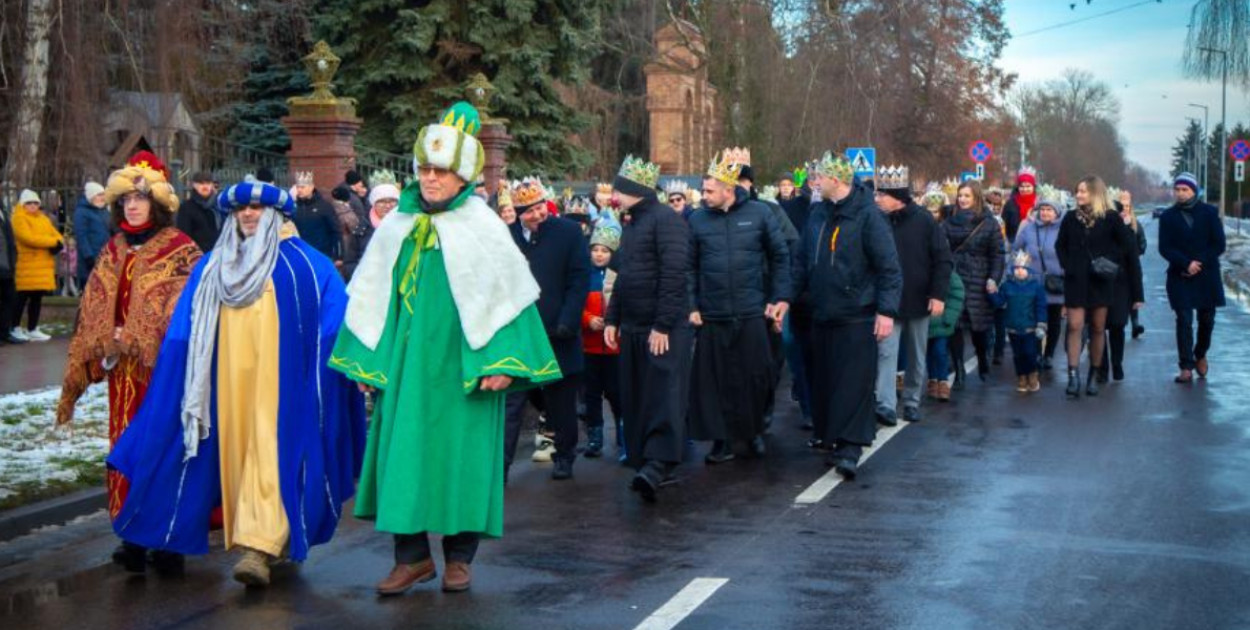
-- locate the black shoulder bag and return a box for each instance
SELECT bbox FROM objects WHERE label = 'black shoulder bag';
[1086,219,1119,281]
[1034,225,1064,294]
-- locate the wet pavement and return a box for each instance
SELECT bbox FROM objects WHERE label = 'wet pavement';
[1,219,1249,629]
[0,338,67,395]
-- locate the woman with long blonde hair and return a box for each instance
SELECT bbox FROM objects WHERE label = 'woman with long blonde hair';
[1054,176,1143,398]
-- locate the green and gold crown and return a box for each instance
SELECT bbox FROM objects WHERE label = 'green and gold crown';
[617,155,661,190]
[370,169,398,187]
[812,151,854,182]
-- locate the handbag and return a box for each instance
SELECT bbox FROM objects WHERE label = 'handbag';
[1033,225,1064,295]
[1090,255,1119,281]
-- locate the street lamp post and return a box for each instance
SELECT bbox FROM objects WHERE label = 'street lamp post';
[1188,103,1209,199]
[1187,117,1202,177]
[1199,47,1228,217]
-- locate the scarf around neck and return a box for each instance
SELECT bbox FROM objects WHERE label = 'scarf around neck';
[181,209,282,459]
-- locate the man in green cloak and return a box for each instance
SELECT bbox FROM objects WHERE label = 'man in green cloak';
[329,102,560,596]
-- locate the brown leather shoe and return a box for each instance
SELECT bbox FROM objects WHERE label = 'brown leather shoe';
[376,559,437,596]
[1196,358,1209,378]
[442,561,472,592]
[1028,372,1041,392]
[926,380,938,400]
[936,381,951,402]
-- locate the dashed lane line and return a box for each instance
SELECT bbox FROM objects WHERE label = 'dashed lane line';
[632,578,730,630]
[793,355,977,505]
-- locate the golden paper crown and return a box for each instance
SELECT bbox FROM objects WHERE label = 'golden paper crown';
[595,182,613,196]
[510,177,549,208]
[707,149,746,186]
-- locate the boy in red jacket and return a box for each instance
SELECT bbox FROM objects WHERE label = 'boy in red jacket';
[582,225,623,459]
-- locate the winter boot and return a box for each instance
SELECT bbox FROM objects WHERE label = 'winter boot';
[1028,372,1041,392]
[1066,368,1081,399]
[584,426,604,458]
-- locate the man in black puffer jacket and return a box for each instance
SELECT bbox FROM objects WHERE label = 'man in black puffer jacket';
[605,155,692,503]
[688,165,791,464]
[792,152,902,479]
[292,173,342,263]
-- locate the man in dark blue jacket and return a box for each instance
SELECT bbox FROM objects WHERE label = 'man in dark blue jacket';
[505,179,590,481]
[1159,172,1226,383]
[73,182,111,290]
[291,172,342,263]
[688,157,792,463]
[605,156,693,503]
[792,152,902,479]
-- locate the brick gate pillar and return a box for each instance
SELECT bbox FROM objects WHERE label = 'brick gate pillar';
[281,41,362,193]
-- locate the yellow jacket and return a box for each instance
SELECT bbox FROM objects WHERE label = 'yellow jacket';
[11,205,63,292]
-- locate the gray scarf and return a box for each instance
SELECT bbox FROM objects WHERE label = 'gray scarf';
[180,209,283,459]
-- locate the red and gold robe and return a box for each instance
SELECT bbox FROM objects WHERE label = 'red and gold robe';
[57,227,201,519]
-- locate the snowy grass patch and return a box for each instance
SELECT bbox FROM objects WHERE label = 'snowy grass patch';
[0,384,109,510]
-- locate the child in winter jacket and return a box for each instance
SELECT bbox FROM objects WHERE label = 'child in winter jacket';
[991,251,1049,392]
[582,225,623,459]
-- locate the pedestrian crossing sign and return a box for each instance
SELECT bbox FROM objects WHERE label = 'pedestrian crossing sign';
[844,147,876,178]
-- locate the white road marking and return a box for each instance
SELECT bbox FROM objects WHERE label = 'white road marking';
[794,355,977,505]
[633,578,730,630]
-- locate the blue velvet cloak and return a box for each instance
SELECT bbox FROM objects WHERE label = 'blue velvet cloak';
[107,237,366,561]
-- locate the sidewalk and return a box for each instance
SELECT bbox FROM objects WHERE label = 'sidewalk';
[0,338,68,396]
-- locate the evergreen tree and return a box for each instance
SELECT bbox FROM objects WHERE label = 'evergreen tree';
[226,5,313,154]
[311,0,608,177]
[1170,120,1204,180]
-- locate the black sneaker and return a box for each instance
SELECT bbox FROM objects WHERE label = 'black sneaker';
[150,550,185,576]
[118,541,147,573]
[551,458,574,480]
[630,463,661,503]
[876,408,898,427]
[1132,325,1145,339]
[903,406,921,423]
[704,440,735,464]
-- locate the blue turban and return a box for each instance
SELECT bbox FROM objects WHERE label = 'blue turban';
[216,181,295,216]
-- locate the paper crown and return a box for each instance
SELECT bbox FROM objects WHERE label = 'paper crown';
[812,151,854,182]
[371,169,398,187]
[617,155,661,190]
[876,164,910,191]
[941,178,960,199]
[663,180,689,197]
[590,224,622,251]
[759,185,779,202]
[1011,249,1032,268]
[414,101,485,183]
[103,151,180,212]
[495,180,513,208]
[1017,166,1038,183]
[595,182,613,196]
[707,149,746,186]
[294,171,315,187]
[792,166,808,189]
[921,185,949,209]
[510,177,550,209]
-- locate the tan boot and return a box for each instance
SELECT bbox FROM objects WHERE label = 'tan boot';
[232,548,272,587]
[376,558,437,596]
[926,380,938,400]
[936,381,951,402]
[442,561,472,592]
[1028,372,1041,392]
[1016,375,1028,393]
[896,373,904,391]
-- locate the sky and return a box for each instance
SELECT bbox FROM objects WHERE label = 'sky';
[998,0,1250,178]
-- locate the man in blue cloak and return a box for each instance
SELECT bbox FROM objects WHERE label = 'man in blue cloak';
[107,180,366,587]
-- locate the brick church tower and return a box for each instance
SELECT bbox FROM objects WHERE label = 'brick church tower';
[645,21,721,175]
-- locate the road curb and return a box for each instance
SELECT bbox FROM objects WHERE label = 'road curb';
[0,488,106,543]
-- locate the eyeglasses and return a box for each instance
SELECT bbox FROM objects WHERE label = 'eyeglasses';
[669,197,685,203]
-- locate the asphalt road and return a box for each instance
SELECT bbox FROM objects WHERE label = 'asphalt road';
[1,219,1248,629]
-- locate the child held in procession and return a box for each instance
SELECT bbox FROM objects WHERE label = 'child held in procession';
[991,250,1049,393]
[581,225,624,460]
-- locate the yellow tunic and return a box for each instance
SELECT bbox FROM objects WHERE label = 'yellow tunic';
[215,280,288,556]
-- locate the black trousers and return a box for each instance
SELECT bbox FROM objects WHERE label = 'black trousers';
[992,308,1007,358]
[0,277,16,335]
[688,318,774,443]
[503,374,581,466]
[1175,308,1216,370]
[583,354,620,429]
[1043,304,1064,360]
[394,531,480,564]
[810,320,877,447]
[949,327,990,373]
[620,326,693,469]
[13,290,43,329]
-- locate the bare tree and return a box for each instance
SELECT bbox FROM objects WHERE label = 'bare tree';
[1182,0,1250,85]
[3,0,54,186]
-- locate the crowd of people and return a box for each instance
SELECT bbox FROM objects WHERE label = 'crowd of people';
[3,99,1228,597]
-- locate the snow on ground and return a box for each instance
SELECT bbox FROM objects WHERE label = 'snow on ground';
[0,384,109,502]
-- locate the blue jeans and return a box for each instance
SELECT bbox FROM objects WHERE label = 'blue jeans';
[926,336,949,380]
[782,314,812,419]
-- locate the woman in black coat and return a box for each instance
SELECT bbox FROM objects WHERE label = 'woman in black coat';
[1055,176,1144,398]
[943,180,1005,386]
[1100,194,1147,382]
